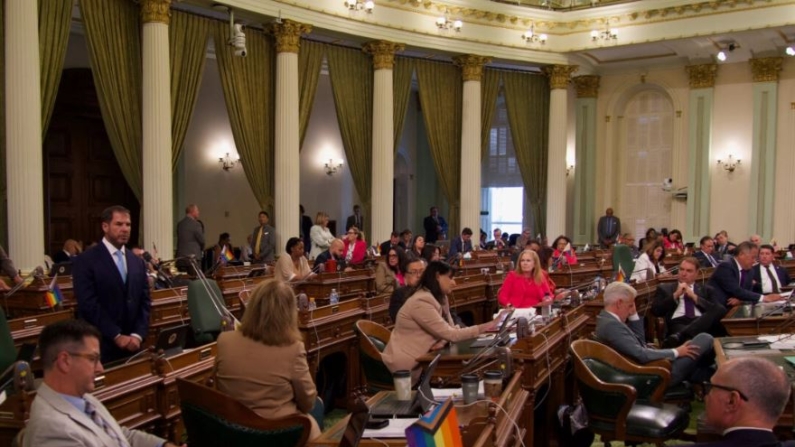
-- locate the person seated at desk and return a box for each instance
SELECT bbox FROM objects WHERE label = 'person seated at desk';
[379,231,401,257]
[375,247,406,294]
[447,227,474,262]
[708,242,783,308]
[406,235,425,261]
[673,357,792,447]
[342,226,367,265]
[382,261,502,384]
[498,249,552,308]
[631,240,670,282]
[695,235,721,268]
[53,238,82,264]
[664,229,685,255]
[274,237,313,282]
[23,319,181,447]
[215,280,322,440]
[388,258,426,322]
[551,235,577,266]
[421,244,441,263]
[313,238,350,273]
[0,244,23,291]
[752,244,791,295]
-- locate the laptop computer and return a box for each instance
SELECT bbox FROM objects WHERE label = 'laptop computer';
[49,262,72,277]
[369,353,441,418]
[471,308,514,348]
[340,395,369,447]
[154,324,189,357]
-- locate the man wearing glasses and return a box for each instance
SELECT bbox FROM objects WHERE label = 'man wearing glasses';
[388,259,426,322]
[24,319,183,447]
[676,357,791,447]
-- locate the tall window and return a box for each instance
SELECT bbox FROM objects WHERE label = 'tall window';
[622,89,673,241]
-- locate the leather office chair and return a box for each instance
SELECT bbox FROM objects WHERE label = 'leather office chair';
[354,320,394,393]
[177,378,312,447]
[187,279,228,344]
[570,339,690,447]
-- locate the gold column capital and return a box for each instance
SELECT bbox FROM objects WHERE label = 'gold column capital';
[268,19,312,54]
[452,55,492,82]
[140,0,171,25]
[750,57,783,83]
[572,75,600,98]
[362,41,405,70]
[685,64,718,89]
[542,65,578,90]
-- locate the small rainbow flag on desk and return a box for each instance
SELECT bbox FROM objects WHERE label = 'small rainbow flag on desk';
[614,265,627,283]
[406,399,462,447]
[45,275,63,308]
[220,245,235,263]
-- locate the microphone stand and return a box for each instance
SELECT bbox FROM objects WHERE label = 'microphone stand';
[2,267,44,315]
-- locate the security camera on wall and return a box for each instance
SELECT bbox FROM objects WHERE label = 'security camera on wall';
[229,23,247,57]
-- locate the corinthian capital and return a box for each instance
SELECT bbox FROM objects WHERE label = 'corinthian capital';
[268,20,312,54]
[542,65,578,90]
[452,55,492,82]
[362,41,405,70]
[140,0,171,25]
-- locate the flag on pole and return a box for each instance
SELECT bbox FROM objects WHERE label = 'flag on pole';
[45,275,63,308]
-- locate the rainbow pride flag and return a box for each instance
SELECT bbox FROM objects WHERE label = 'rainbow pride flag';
[221,245,235,262]
[614,265,627,283]
[45,275,63,308]
[406,399,462,447]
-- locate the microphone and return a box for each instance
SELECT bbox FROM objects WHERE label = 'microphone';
[4,266,44,298]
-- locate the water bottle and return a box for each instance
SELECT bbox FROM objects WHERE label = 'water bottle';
[308,297,317,310]
[329,288,339,305]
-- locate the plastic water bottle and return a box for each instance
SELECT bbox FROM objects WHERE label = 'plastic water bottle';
[329,288,339,305]
[308,297,317,310]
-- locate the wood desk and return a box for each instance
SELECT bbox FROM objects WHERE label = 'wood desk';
[296,269,375,306]
[449,274,490,325]
[8,309,73,351]
[721,303,795,336]
[91,357,162,434]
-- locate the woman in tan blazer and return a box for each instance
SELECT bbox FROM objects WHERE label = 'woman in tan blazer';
[381,261,502,384]
[215,280,321,439]
[375,246,406,294]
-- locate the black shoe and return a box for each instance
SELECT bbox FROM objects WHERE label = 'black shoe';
[662,333,682,349]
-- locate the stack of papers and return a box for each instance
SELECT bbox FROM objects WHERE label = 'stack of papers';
[363,418,418,438]
[758,334,795,350]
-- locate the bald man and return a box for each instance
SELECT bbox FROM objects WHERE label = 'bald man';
[312,239,351,272]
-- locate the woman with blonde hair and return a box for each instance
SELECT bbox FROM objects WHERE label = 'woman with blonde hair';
[215,280,322,439]
[309,211,335,259]
[498,249,552,308]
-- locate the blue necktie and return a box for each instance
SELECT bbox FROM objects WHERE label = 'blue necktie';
[114,251,126,283]
[85,400,128,447]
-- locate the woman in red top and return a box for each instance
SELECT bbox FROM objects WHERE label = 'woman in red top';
[498,249,552,308]
[343,226,367,265]
[551,235,578,266]
[663,229,684,255]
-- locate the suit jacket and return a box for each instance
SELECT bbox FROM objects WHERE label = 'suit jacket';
[382,290,480,380]
[423,215,448,243]
[752,263,792,294]
[597,215,621,245]
[175,216,205,259]
[651,282,722,324]
[309,225,335,259]
[447,236,473,261]
[250,224,276,263]
[52,250,73,264]
[312,250,345,272]
[345,214,364,232]
[595,310,675,364]
[215,331,321,439]
[0,245,18,278]
[695,250,720,268]
[73,243,151,362]
[707,259,760,307]
[23,382,164,447]
[375,261,402,295]
[672,428,782,447]
[301,215,313,254]
[342,239,367,265]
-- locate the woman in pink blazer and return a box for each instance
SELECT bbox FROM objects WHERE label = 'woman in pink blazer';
[343,226,367,265]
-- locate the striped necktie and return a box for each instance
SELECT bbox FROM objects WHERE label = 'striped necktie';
[85,400,129,447]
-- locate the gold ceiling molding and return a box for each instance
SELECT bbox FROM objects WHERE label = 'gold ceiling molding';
[749,57,783,83]
[685,64,718,89]
[572,75,600,98]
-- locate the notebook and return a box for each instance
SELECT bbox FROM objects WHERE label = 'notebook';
[370,353,441,418]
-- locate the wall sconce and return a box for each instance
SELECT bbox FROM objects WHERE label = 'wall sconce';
[591,22,617,43]
[344,0,374,13]
[219,153,240,171]
[324,158,344,176]
[436,9,462,32]
[522,24,547,45]
[566,165,575,176]
[717,154,741,172]
[716,42,737,62]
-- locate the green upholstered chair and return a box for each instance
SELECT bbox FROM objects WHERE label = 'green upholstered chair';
[177,378,311,447]
[354,320,394,393]
[187,279,227,344]
[570,339,690,447]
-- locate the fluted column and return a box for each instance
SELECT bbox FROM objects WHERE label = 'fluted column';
[780,101,795,244]
[270,20,311,251]
[363,41,404,246]
[571,75,599,245]
[453,55,491,236]
[140,0,173,257]
[542,65,577,239]
[5,0,43,271]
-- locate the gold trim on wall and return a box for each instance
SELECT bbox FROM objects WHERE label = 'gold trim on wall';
[685,64,718,89]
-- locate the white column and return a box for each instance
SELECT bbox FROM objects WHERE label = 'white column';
[363,41,404,246]
[543,65,577,239]
[454,55,490,236]
[5,0,44,271]
[572,75,599,245]
[271,20,311,251]
[141,0,173,257]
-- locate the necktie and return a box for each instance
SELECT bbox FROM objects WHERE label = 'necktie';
[740,269,747,287]
[709,254,718,267]
[683,289,696,318]
[114,251,126,283]
[766,266,780,293]
[254,227,263,257]
[85,401,128,447]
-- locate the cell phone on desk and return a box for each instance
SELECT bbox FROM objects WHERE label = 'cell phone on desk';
[488,308,515,333]
[741,340,771,348]
[366,418,389,430]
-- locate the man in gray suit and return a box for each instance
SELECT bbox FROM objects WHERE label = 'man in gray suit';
[24,319,182,447]
[175,204,204,274]
[597,207,621,248]
[251,211,276,263]
[595,281,715,386]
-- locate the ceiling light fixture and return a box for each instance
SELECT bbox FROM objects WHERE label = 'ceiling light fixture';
[786,46,795,56]
[436,9,462,32]
[717,42,736,62]
[522,23,547,45]
[591,21,617,43]
[344,0,374,13]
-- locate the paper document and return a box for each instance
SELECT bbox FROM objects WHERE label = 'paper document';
[363,418,418,438]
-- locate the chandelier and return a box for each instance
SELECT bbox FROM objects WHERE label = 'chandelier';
[344,0,374,13]
[591,22,617,42]
[436,9,462,32]
[522,24,547,45]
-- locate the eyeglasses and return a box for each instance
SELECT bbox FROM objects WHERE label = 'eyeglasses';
[68,352,101,366]
[407,269,425,276]
[702,381,749,401]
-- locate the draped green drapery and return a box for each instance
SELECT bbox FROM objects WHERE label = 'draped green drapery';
[39,0,73,136]
[502,70,550,235]
[213,23,275,212]
[392,57,414,153]
[480,68,500,160]
[170,11,210,171]
[0,0,5,246]
[298,39,324,151]
[326,44,373,236]
[415,59,462,235]
[80,0,143,201]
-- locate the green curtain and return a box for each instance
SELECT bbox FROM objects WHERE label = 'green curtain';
[298,39,324,151]
[415,59,462,234]
[502,70,550,235]
[326,44,373,236]
[0,0,5,246]
[80,0,143,201]
[39,0,73,136]
[392,56,414,152]
[170,10,210,171]
[213,22,274,212]
[480,68,500,160]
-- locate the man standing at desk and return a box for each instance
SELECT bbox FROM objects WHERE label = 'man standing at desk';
[251,211,276,263]
[73,205,151,363]
[175,204,204,274]
[423,206,448,243]
[597,207,620,248]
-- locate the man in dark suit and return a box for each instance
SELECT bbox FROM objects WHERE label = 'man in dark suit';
[714,230,737,261]
[423,206,448,243]
[695,235,720,268]
[752,244,792,294]
[708,241,782,308]
[379,232,400,256]
[652,257,727,348]
[175,204,204,274]
[673,357,791,447]
[447,227,474,262]
[596,207,621,248]
[596,281,714,387]
[300,205,313,255]
[313,239,349,272]
[73,205,151,363]
[251,211,276,263]
[388,258,426,322]
[345,204,364,232]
